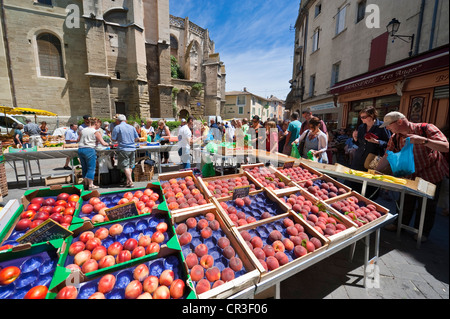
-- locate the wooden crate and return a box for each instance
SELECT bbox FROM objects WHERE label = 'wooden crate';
[45,174,72,186]
[240,163,298,193]
[324,191,390,235]
[295,174,352,202]
[197,171,262,199]
[171,205,263,298]
[275,162,323,184]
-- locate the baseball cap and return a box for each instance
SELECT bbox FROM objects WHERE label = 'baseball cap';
[117,114,127,121]
[83,114,90,120]
[181,118,186,123]
[379,111,406,128]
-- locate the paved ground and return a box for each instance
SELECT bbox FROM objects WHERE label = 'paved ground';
[1,157,448,299]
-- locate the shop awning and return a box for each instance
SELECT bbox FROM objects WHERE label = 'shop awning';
[329,45,449,95]
[13,107,57,117]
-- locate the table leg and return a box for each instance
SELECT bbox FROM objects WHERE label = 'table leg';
[397,190,405,238]
[416,197,427,249]
[363,235,370,288]
[275,282,280,299]
[361,180,368,197]
[24,159,30,189]
[348,242,356,262]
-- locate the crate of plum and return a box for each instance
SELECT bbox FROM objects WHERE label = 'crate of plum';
[158,170,211,215]
[326,192,389,234]
[276,162,323,184]
[77,183,164,226]
[212,189,292,230]
[296,175,352,202]
[236,212,328,282]
[56,212,179,282]
[241,163,298,193]
[197,172,262,199]
[0,186,83,250]
[277,189,358,247]
[50,250,195,299]
[172,205,263,299]
[0,242,62,299]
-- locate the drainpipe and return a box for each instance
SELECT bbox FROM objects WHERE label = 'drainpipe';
[0,0,17,108]
[429,0,439,50]
[414,0,426,56]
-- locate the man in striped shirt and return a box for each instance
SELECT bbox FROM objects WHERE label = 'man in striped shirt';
[377,112,449,241]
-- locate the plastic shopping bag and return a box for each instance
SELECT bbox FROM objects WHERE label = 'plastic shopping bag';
[290,144,301,159]
[386,137,415,177]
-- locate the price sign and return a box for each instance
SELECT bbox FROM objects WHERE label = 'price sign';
[105,201,139,221]
[232,185,251,200]
[16,219,73,245]
[283,161,295,169]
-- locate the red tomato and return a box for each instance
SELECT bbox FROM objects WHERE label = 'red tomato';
[24,285,48,299]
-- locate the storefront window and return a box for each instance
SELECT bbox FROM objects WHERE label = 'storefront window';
[316,112,339,132]
[348,95,400,129]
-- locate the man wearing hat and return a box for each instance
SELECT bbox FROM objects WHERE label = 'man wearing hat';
[377,111,449,241]
[111,114,140,187]
[77,115,91,135]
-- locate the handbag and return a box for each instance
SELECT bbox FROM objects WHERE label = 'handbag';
[364,153,378,170]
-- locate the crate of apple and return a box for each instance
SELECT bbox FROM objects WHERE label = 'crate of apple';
[327,193,389,230]
[0,249,59,299]
[56,254,192,299]
[63,213,173,275]
[277,164,322,184]
[238,214,328,279]
[198,173,260,199]
[79,188,161,224]
[160,176,210,213]
[297,177,351,201]
[214,190,290,229]
[279,191,358,242]
[174,208,261,298]
[2,193,80,248]
[243,166,294,191]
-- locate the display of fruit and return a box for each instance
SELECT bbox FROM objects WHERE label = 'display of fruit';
[0,250,58,299]
[277,166,321,183]
[202,175,258,198]
[64,214,171,274]
[243,166,291,191]
[160,176,209,211]
[240,216,324,272]
[219,192,286,227]
[79,188,161,222]
[329,196,384,227]
[175,213,247,295]
[279,192,350,237]
[71,255,188,299]
[297,179,349,200]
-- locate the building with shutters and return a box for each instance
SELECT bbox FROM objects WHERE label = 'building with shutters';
[286,0,449,132]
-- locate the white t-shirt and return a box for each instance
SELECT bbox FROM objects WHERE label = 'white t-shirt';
[78,127,97,148]
[178,125,192,150]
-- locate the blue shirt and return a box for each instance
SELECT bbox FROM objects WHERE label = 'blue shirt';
[65,129,78,143]
[112,122,139,151]
[288,120,302,143]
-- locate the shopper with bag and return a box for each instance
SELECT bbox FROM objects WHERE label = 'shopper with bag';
[377,111,449,241]
[282,112,302,156]
[292,116,328,163]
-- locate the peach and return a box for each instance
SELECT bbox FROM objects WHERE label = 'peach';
[261,212,272,219]
[170,279,185,299]
[283,218,294,228]
[79,231,95,243]
[229,257,243,272]
[98,274,116,294]
[91,214,105,224]
[133,264,150,282]
[259,259,268,272]
[212,280,225,289]
[221,267,235,282]
[138,235,152,247]
[145,242,160,255]
[266,256,280,270]
[272,240,285,253]
[81,259,98,273]
[176,223,188,235]
[156,222,168,233]
[85,238,102,251]
[125,280,143,299]
[235,198,245,207]
[268,230,283,243]
[178,232,192,246]
[250,236,263,248]
[131,246,146,259]
[186,217,197,229]
[108,224,123,237]
[66,264,81,272]
[195,279,211,295]
[197,219,209,230]
[107,242,123,256]
[143,275,159,294]
[91,246,107,261]
[190,265,204,282]
[282,238,294,251]
[56,286,78,299]
[74,250,91,266]
[154,285,171,299]
[294,245,307,258]
[137,292,153,299]
[98,255,115,269]
[200,227,213,239]
[115,250,131,264]
[218,237,230,249]
[94,227,109,240]
[185,253,199,269]
[286,226,298,236]
[305,241,316,253]
[222,245,235,259]
[208,220,220,231]
[151,231,165,243]
[68,241,85,256]
[200,255,214,269]
[310,237,322,249]
[253,247,266,260]
[123,238,138,251]
[263,244,275,257]
[205,266,221,282]
[275,252,289,266]
[89,292,106,299]
[159,269,175,286]
[194,244,208,257]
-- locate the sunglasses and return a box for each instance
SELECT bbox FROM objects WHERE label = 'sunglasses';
[360,115,369,120]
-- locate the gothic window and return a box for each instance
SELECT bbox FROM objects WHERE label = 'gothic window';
[36,33,64,77]
[170,35,179,57]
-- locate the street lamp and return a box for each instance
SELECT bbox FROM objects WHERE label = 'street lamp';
[386,18,415,57]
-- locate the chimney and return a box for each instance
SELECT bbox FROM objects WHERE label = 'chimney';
[243,87,247,92]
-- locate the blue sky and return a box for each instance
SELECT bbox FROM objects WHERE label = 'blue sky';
[169,0,301,100]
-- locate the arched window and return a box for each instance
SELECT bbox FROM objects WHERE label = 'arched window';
[170,35,178,57]
[37,33,64,77]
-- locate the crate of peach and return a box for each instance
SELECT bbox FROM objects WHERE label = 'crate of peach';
[211,189,292,230]
[76,183,165,225]
[197,172,262,199]
[240,163,298,193]
[276,189,358,247]
[276,162,323,185]
[56,212,180,284]
[296,175,352,202]
[158,171,211,215]
[172,205,263,299]
[50,250,196,299]
[326,192,389,234]
[236,212,329,282]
